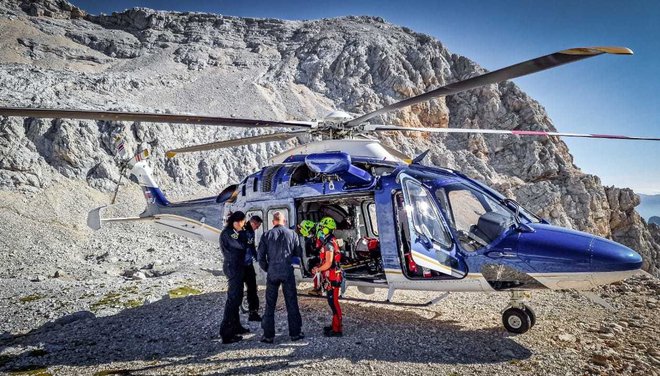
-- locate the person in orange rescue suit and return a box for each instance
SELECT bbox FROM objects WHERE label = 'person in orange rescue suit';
[311,216,344,337]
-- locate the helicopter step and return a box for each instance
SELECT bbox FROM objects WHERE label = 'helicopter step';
[501,291,536,334]
[298,290,450,308]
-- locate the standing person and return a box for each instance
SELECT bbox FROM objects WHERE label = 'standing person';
[312,217,344,337]
[219,211,248,344]
[298,220,322,296]
[242,215,263,322]
[257,212,304,343]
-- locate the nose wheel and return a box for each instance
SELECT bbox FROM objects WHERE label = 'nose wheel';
[501,291,536,334]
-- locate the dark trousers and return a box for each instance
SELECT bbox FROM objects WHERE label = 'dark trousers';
[219,268,244,339]
[327,286,342,333]
[261,272,302,338]
[243,263,259,312]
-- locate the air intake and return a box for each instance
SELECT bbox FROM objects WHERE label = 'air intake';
[305,152,373,186]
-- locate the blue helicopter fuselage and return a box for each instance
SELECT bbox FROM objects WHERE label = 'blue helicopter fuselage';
[139,151,643,292]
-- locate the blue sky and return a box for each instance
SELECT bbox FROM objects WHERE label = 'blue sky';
[74,0,660,194]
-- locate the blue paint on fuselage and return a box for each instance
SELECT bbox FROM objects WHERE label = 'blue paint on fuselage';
[146,155,643,279]
[147,186,170,206]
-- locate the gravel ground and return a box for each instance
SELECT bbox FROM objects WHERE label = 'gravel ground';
[0,272,658,375]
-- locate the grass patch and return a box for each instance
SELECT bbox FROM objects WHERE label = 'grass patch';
[90,292,122,311]
[90,292,144,312]
[122,299,143,309]
[168,286,202,299]
[19,294,44,303]
[120,285,139,294]
[8,366,52,376]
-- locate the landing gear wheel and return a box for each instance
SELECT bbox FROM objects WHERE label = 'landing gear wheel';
[525,305,536,327]
[502,307,531,334]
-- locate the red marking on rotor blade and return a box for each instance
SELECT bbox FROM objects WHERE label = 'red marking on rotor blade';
[511,130,549,136]
[592,134,629,139]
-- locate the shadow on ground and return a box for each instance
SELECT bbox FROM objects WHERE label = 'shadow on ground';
[0,291,532,374]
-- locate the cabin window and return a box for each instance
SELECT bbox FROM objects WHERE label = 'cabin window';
[253,178,259,192]
[366,202,379,236]
[267,207,290,230]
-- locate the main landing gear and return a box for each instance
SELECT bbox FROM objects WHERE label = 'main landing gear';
[501,291,536,334]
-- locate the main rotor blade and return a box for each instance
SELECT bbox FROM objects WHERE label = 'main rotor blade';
[363,124,660,142]
[0,107,317,129]
[165,130,309,158]
[347,46,633,127]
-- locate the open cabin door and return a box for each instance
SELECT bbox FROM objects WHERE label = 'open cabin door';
[399,173,466,278]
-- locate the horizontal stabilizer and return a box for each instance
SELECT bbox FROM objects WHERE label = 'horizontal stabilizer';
[87,206,154,231]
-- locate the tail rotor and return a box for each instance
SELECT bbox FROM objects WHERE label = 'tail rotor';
[109,134,151,205]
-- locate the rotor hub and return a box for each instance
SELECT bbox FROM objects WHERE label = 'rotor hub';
[323,110,352,125]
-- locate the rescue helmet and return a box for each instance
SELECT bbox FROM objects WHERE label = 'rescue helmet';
[300,220,316,237]
[318,216,337,235]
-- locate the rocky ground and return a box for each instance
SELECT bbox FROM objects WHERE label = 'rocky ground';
[0,271,659,375]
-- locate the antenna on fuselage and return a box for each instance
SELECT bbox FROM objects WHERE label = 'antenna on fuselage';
[411,149,431,165]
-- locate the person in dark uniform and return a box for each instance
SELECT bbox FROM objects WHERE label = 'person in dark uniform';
[219,211,248,344]
[257,211,304,343]
[242,215,263,322]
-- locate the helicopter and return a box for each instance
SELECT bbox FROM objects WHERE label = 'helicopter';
[1,46,658,334]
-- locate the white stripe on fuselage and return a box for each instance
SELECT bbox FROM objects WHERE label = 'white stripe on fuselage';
[378,269,644,292]
[527,270,644,290]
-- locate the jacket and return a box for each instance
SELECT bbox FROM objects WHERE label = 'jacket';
[220,227,247,278]
[257,224,302,278]
[242,223,256,265]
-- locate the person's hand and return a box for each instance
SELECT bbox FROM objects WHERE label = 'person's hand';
[311,267,319,274]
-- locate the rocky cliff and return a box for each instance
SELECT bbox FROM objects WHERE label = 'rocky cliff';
[1,0,658,275]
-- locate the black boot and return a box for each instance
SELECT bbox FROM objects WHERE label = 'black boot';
[222,335,243,344]
[248,310,262,322]
[237,326,250,334]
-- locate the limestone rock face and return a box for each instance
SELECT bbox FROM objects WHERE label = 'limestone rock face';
[0,0,658,275]
[18,0,86,19]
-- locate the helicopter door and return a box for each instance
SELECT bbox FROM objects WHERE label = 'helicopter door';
[400,173,466,278]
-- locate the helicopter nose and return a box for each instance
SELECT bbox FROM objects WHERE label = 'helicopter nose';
[590,237,643,272]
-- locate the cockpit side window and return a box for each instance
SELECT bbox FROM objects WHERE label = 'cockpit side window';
[447,189,486,234]
[437,184,515,249]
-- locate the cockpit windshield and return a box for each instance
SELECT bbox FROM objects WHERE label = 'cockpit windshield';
[465,178,542,224]
[435,184,516,250]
